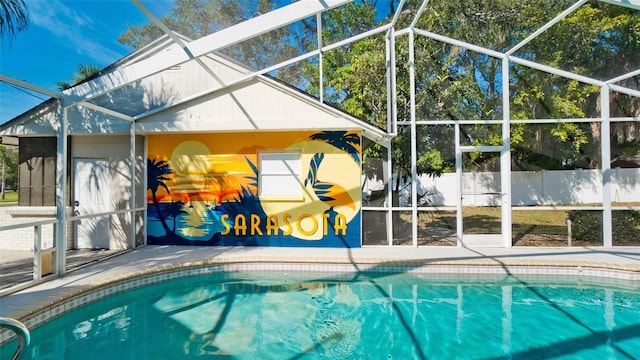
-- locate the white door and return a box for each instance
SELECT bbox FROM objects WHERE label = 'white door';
[74,159,110,249]
[459,146,504,247]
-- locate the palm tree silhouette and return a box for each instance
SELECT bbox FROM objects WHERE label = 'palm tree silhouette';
[310,131,360,164]
[55,63,102,90]
[304,153,355,210]
[163,200,187,233]
[147,158,173,235]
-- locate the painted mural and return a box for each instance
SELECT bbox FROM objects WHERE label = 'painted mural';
[146,131,361,247]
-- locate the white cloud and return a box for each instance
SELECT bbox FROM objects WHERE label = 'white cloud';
[29,0,126,65]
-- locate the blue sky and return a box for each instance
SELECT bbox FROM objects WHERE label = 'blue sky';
[0,0,173,124]
[0,0,398,125]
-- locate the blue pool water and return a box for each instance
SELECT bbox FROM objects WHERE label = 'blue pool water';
[2,272,639,359]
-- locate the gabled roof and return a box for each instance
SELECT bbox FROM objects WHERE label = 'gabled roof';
[0,32,391,146]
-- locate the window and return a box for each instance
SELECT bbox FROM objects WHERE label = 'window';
[259,151,302,199]
[19,137,56,206]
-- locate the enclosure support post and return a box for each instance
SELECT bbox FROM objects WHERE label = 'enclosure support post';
[455,122,462,247]
[317,13,324,103]
[387,145,394,246]
[601,85,613,247]
[501,56,512,248]
[129,123,137,249]
[386,26,397,135]
[33,225,42,280]
[409,31,418,247]
[567,219,572,246]
[55,103,68,276]
[143,135,149,245]
[385,20,396,247]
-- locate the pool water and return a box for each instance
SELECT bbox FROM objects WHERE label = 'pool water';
[2,272,639,359]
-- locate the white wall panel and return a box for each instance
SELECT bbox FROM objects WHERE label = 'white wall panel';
[66,107,131,134]
[0,101,58,136]
[136,77,357,133]
[71,135,139,250]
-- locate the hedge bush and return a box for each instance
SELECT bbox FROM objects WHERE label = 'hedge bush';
[568,210,640,244]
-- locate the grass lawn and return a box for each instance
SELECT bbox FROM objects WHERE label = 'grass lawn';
[405,205,639,245]
[417,207,568,234]
[463,207,569,235]
[0,191,18,205]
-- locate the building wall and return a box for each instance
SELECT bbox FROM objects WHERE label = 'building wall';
[136,77,367,134]
[146,130,362,247]
[0,135,145,251]
[71,135,145,250]
[0,207,74,251]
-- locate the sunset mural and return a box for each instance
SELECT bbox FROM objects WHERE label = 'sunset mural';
[146,131,362,247]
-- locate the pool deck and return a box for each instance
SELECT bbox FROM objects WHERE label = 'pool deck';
[1,245,640,322]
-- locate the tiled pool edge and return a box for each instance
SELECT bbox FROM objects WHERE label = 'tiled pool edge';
[2,257,640,344]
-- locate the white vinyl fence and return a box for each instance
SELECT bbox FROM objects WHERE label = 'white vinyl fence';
[380,168,640,207]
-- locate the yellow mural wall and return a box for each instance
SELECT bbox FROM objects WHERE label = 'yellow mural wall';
[147,130,362,247]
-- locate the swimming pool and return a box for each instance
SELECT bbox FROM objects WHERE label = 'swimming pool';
[2,271,639,359]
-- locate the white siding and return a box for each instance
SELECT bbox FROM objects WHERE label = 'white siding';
[137,77,359,133]
[71,135,144,250]
[0,101,58,136]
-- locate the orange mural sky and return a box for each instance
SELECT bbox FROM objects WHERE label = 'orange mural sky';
[147,131,333,205]
[148,132,315,155]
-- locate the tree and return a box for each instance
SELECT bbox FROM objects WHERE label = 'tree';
[122,1,639,177]
[337,0,640,173]
[163,200,187,233]
[0,145,17,198]
[0,0,29,40]
[147,158,174,235]
[511,2,640,169]
[56,63,102,91]
[118,0,315,82]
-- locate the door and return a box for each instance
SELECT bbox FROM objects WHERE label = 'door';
[460,146,503,247]
[74,158,110,249]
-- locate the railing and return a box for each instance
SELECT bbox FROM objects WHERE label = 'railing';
[67,207,144,225]
[0,219,59,287]
[0,207,145,296]
[0,317,30,360]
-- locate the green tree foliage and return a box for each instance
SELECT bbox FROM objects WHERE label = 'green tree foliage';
[118,0,315,82]
[0,145,18,191]
[120,0,639,177]
[56,63,102,91]
[509,2,640,169]
[339,0,636,178]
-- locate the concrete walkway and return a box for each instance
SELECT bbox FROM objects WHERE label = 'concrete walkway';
[0,249,124,291]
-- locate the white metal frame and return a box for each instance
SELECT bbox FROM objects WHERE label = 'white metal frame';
[0,0,637,266]
[0,1,358,283]
[385,0,639,248]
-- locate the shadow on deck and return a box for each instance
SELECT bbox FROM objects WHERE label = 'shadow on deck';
[0,249,124,292]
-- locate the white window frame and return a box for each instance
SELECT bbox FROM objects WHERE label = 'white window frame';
[258,150,303,201]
